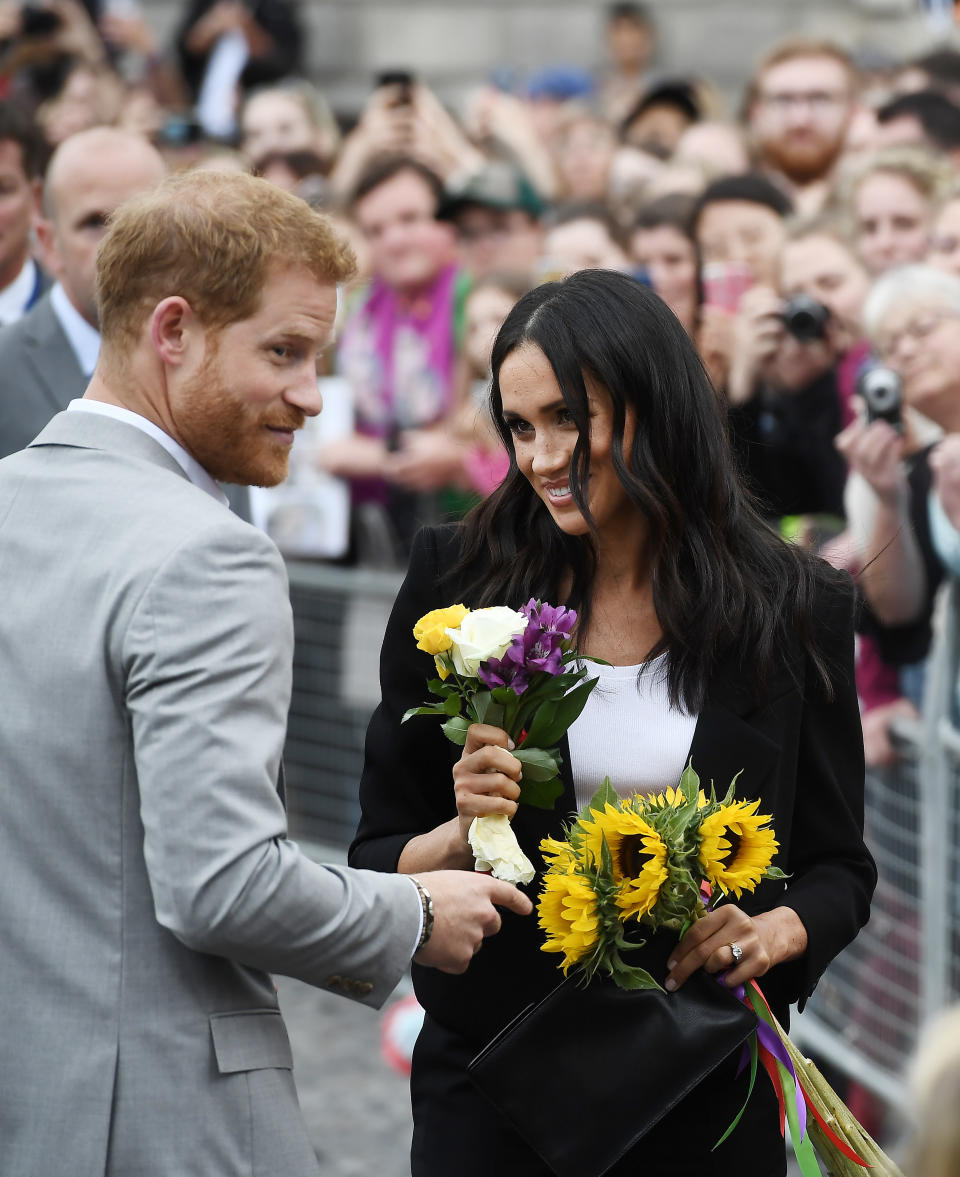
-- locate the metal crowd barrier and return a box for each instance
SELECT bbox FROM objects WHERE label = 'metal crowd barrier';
[282,560,960,1110]
[794,583,960,1111]
[283,559,403,850]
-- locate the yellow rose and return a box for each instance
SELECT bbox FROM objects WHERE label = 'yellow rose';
[413,604,470,655]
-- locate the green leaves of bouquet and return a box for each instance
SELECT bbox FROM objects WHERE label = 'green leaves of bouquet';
[402,600,598,811]
[537,764,787,991]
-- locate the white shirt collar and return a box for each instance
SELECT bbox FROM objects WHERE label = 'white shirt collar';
[66,398,229,506]
[50,282,101,377]
[0,257,37,326]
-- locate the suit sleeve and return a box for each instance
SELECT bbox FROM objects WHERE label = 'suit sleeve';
[349,526,463,872]
[123,518,421,1007]
[777,573,877,1010]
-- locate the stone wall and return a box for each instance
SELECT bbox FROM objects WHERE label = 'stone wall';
[147,0,959,118]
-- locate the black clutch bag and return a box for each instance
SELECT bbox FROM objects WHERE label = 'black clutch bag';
[467,931,758,1177]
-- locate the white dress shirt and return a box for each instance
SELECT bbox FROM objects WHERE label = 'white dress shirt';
[50,282,101,377]
[0,258,38,326]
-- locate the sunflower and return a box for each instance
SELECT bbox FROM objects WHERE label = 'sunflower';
[540,835,577,871]
[698,799,779,899]
[615,829,668,921]
[537,870,600,973]
[644,785,708,810]
[578,803,659,877]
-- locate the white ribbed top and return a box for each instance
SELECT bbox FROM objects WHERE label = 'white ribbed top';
[567,653,699,809]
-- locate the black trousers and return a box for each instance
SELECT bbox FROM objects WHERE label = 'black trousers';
[410,1015,788,1177]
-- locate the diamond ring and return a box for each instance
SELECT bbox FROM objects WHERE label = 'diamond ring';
[729,941,744,964]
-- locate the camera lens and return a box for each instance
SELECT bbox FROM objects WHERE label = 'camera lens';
[781,294,830,342]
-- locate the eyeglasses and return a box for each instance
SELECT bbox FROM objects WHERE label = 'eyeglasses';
[875,308,960,360]
[757,90,849,114]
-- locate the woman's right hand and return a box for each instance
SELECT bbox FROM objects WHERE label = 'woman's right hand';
[452,724,522,846]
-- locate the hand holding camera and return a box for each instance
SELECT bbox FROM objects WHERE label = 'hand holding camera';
[835,370,908,507]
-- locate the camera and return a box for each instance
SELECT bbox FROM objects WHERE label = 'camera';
[20,4,62,36]
[857,365,903,433]
[781,294,830,342]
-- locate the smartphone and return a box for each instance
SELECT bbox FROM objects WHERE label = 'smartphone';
[701,261,754,315]
[375,70,415,107]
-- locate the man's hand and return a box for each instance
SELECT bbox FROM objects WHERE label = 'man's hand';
[835,414,907,506]
[411,870,532,974]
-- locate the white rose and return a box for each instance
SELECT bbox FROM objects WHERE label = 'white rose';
[468,815,535,886]
[446,607,527,678]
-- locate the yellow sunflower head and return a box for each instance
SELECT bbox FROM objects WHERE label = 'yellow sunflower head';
[413,604,470,655]
[537,869,600,973]
[579,804,666,885]
[698,799,779,899]
[644,785,707,810]
[539,835,578,871]
[615,828,668,921]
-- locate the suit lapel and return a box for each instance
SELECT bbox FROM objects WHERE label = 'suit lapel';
[22,300,87,417]
[687,655,780,804]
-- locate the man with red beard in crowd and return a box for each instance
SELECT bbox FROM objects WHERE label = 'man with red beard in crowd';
[747,38,860,216]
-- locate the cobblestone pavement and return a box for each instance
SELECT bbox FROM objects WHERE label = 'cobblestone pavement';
[277,841,415,1176]
[278,971,416,1177]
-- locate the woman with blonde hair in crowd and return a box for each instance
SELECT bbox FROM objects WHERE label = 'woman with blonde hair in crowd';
[844,147,953,276]
[905,1006,960,1177]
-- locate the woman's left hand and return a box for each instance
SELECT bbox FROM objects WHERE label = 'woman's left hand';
[664,903,808,992]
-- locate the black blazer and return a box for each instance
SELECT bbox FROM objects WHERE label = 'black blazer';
[350,526,877,1047]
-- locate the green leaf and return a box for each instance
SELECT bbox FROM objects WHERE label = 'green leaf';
[586,778,617,816]
[512,746,560,781]
[549,677,600,734]
[401,703,451,723]
[519,698,559,748]
[469,690,492,724]
[491,688,515,705]
[443,694,462,716]
[609,952,665,992]
[518,774,564,810]
[679,759,700,797]
[427,678,454,697]
[441,715,470,745]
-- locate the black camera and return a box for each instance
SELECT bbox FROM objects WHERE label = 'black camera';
[857,365,903,433]
[781,294,830,342]
[20,4,62,36]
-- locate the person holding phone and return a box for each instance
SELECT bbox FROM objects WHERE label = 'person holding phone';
[835,264,960,706]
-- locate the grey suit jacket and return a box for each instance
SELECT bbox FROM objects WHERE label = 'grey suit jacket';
[0,291,86,460]
[0,412,420,1176]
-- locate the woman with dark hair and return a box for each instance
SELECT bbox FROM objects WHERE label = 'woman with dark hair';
[349,269,875,1177]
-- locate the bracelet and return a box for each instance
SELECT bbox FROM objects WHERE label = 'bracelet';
[410,876,434,953]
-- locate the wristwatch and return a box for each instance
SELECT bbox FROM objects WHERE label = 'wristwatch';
[410,876,435,952]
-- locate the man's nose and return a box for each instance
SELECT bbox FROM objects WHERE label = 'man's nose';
[286,369,324,417]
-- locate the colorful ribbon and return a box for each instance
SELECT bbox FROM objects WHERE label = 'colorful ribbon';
[714,976,871,1174]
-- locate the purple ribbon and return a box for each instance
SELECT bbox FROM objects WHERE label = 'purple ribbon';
[731,979,807,1139]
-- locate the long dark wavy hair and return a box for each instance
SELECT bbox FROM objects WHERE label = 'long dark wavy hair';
[457,269,839,712]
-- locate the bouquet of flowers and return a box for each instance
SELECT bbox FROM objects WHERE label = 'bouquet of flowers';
[403,599,598,885]
[537,767,904,1177]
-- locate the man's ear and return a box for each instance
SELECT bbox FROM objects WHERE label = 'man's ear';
[150,296,198,367]
[34,217,61,279]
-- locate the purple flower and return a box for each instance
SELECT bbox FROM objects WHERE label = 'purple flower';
[478,652,531,695]
[520,598,577,639]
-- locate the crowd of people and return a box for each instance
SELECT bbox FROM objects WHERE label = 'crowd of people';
[0,1,959,1171]
[2,0,960,767]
